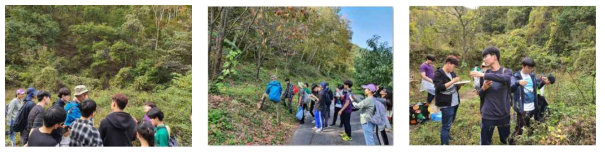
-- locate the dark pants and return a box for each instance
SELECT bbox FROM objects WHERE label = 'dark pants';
[309,101,315,117]
[440,105,459,145]
[283,97,293,113]
[375,126,390,145]
[427,93,435,104]
[341,112,352,137]
[480,116,511,145]
[322,107,329,128]
[513,110,534,136]
[21,128,30,145]
[332,107,342,125]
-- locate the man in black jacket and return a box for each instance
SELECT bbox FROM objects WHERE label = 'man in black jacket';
[99,93,136,146]
[432,55,462,145]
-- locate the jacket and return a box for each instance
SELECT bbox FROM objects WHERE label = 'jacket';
[432,68,461,107]
[99,112,137,146]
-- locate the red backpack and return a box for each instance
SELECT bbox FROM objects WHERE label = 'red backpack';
[292,85,299,95]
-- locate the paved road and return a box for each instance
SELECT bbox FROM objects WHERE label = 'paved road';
[289,101,394,145]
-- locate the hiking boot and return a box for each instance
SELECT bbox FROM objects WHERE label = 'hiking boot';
[342,135,353,141]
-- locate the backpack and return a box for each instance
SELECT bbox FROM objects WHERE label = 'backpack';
[370,99,384,126]
[292,85,299,95]
[535,94,549,122]
[300,91,311,104]
[5,103,8,118]
[12,101,34,132]
[169,137,178,147]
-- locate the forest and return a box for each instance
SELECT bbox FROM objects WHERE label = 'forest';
[208,7,393,145]
[409,6,595,145]
[5,5,192,146]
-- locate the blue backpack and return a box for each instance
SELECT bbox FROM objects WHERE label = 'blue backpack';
[267,81,282,102]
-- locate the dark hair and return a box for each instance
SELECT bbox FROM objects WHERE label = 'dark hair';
[147,107,164,121]
[444,55,459,66]
[547,74,556,84]
[43,106,66,127]
[426,55,436,61]
[137,120,155,146]
[304,83,309,87]
[79,99,97,118]
[144,101,157,108]
[344,80,353,88]
[337,84,344,90]
[58,87,71,99]
[285,78,290,82]
[482,46,500,61]
[311,84,320,95]
[112,93,129,110]
[521,57,536,67]
[37,91,51,102]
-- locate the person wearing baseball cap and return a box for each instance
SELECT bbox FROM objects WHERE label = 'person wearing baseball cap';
[6,88,26,146]
[352,83,377,145]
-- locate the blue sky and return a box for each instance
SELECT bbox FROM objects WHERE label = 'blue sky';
[339,7,394,49]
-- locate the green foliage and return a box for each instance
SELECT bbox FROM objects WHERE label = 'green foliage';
[354,35,393,88]
[33,66,61,92]
[409,6,595,145]
[5,6,192,146]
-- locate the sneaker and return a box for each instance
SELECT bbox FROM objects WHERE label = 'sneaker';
[315,129,322,133]
[339,124,344,128]
[312,127,317,131]
[342,136,353,141]
[312,120,315,124]
[340,132,347,137]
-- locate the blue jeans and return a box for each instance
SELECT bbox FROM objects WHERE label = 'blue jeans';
[314,110,323,129]
[440,105,459,145]
[361,122,376,145]
[8,119,16,146]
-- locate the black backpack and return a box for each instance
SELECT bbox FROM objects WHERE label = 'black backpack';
[535,94,549,122]
[12,101,34,132]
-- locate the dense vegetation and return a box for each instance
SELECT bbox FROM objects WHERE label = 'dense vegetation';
[208,7,393,145]
[5,5,192,146]
[409,6,595,145]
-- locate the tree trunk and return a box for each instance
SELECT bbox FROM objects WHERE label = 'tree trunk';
[214,8,229,80]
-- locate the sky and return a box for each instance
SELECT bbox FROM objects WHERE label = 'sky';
[339,7,394,49]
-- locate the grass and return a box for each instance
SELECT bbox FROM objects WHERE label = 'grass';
[409,70,596,145]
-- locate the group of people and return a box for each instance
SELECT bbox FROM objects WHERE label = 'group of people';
[6,85,174,147]
[260,75,393,145]
[419,46,556,145]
